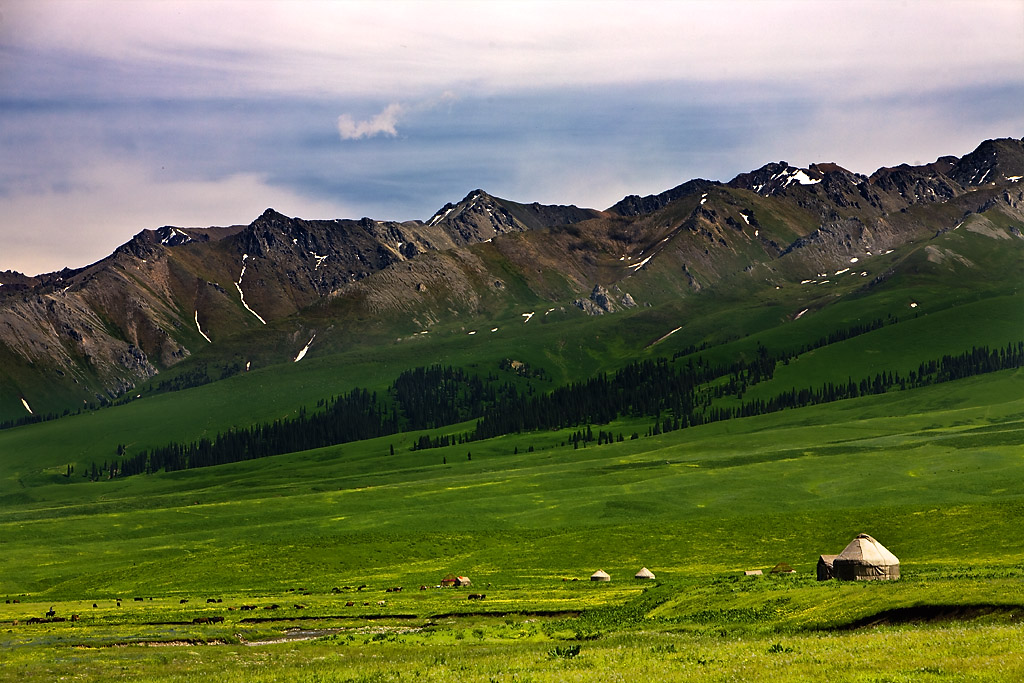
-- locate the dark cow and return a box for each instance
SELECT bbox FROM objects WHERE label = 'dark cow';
[467,594,486,600]
[345,601,355,607]
[180,599,189,604]
[133,597,144,602]
[192,617,210,624]
[210,616,224,623]
[71,614,80,622]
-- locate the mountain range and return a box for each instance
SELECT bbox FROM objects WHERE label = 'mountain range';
[2,137,1023,422]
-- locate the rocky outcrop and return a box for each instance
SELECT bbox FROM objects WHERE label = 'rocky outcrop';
[573,285,636,315]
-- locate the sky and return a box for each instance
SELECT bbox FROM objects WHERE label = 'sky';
[1,0,1022,276]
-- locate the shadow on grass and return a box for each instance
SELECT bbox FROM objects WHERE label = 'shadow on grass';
[831,603,1024,630]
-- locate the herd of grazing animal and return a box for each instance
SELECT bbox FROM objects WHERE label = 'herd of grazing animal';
[6,580,496,627]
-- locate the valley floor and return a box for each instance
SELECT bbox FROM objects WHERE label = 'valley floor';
[2,608,1023,682]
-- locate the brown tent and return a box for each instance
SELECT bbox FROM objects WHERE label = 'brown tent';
[832,534,900,581]
[817,555,838,581]
[440,573,458,587]
[769,562,796,574]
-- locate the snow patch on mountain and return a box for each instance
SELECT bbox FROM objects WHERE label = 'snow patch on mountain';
[195,311,212,343]
[294,334,315,362]
[236,254,267,325]
[787,169,821,186]
[629,255,654,271]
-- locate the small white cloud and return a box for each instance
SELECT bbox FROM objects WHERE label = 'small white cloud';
[336,92,456,142]
[337,103,404,140]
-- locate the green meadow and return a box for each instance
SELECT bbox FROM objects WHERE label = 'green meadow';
[2,228,1024,680]
[2,366,1024,680]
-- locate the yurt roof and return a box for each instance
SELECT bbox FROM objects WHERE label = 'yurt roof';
[590,569,610,579]
[634,567,655,579]
[835,534,899,565]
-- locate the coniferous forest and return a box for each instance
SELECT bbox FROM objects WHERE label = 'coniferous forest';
[93,341,1024,480]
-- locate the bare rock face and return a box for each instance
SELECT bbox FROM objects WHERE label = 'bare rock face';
[948,137,1024,187]
[426,190,602,245]
[574,285,636,315]
[609,179,719,216]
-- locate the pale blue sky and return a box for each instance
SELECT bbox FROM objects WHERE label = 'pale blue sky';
[2,0,1022,275]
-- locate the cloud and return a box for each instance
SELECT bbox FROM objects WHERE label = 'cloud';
[337,93,456,141]
[337,103,404,140]
[6,2,1022,102]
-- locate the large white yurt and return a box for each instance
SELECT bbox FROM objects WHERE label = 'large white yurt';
[832,534,900,581]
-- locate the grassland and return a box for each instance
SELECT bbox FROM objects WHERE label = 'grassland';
[2,224,1023,680]
[2,365,1023,680]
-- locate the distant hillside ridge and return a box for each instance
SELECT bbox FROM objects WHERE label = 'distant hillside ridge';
[1,137,1022,420]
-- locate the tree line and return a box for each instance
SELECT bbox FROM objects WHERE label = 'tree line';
[91,340,1023,479]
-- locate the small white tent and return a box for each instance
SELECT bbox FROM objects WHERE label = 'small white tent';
[832,534,900,581]
[590,569,611,582]
[634,567,655,580]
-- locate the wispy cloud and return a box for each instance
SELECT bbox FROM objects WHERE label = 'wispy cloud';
[337,92,456,141]
[337,103,404,140]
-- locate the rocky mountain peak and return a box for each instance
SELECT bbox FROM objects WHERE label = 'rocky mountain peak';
[425,189,601,246]
[727,162,824,197]
[948,137,1024,186]
[608,179,719,217]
